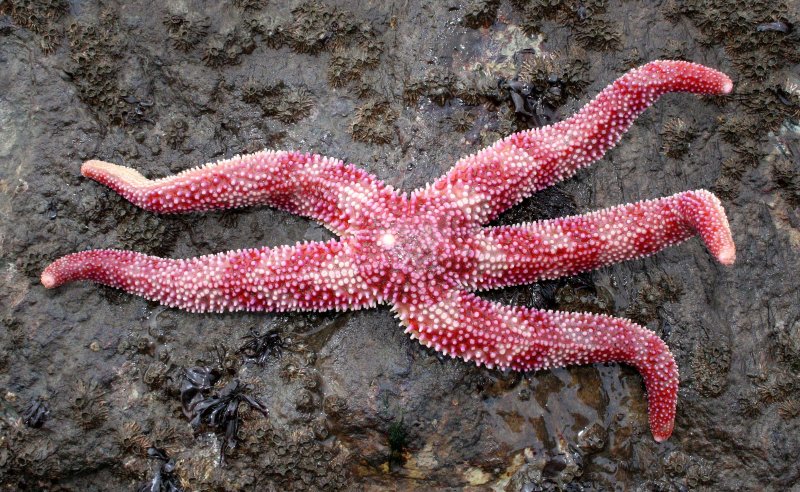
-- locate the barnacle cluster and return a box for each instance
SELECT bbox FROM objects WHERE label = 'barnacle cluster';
[691,341,732,397]
[625,274,683,328]
[735,83,800,134]
[516,50,592,112]
[406,50,590,132]
[666,0,798,81]
[713,82,799,200]
[772,155,800,208]
[202,28,255,67]
[505,444,587,491]
[278,341,324,414]
[349,99,397,144]
[659,39,690,61]
[327,31,383,88]
[117,421,151,456]
[739,367,800,423]
[555,282,614,315]
[232,0,267,10]
[404,67,501,108]
[665,0,800,201]
[111,200,180,257]
[143,361,170,389]
[713,156,748,201]
[239,80,314,124]
[511,0,621,51]
[65,12,150,125]
[406,66,457,106]
[2,0,67,53]
[287,2,354,54]
[259,16,287,48]
[234,423,348,490]
[162,12,209,51]
[164,118,189,149]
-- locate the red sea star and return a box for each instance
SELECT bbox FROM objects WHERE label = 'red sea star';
[42,60,736,442]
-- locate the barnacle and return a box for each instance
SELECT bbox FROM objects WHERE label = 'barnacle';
[660,117,697,158]
[143,362,170,389]
[164,118,189,149]
[778,399,800,420]
[71,379,109,430]
[448,108,476,132]
[202,29,253,67]
[294,389,316,413]
[453,72,499,105]
[240,79,264,104]
[772,157,800,208]
[118,421,151,454]
[625,274,682,327]
[555,283,614,315]
[327,38,383,88]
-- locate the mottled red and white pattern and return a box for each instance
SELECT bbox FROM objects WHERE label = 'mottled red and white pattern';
[42,61,736,442]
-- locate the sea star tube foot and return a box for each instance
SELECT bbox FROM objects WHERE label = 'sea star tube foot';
[42,60,736,441]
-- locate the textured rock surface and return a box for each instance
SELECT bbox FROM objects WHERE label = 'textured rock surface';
[0,0,798,490]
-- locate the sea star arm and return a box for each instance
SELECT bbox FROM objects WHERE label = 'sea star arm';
[41,238,380,312]
[474,190,735,290]
[81,150,392,235]
[423,60,733,224]
[394,290,678,441]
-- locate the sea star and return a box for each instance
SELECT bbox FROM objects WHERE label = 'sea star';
[42,60,736,442]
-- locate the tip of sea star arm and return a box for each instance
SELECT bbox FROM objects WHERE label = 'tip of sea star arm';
[722,78,733,95]
[81,159,151,189]
[644,60,733,96]
[680,190,736,266]
[40,271,57,289]
[650,401,676,442]
[40,255,78,289]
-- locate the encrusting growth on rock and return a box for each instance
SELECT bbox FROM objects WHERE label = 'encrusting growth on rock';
[42,61,736,442]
